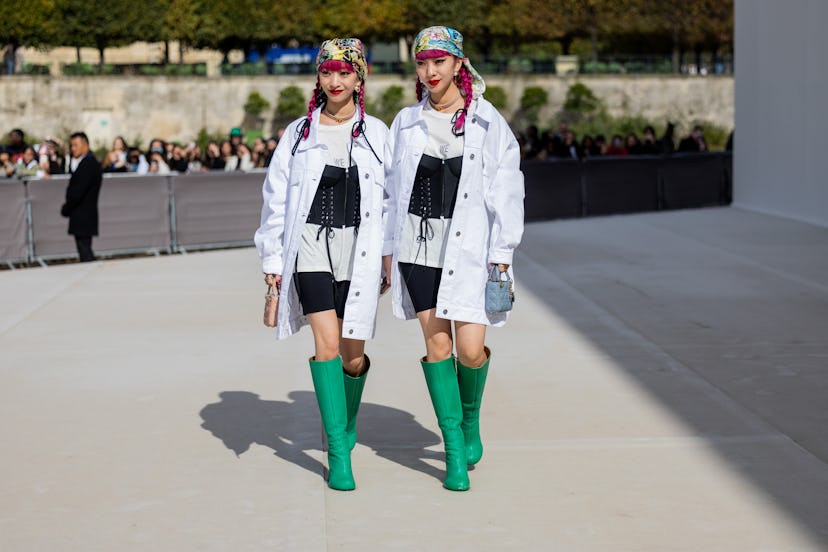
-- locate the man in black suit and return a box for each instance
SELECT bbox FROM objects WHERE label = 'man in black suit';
[61,132,102,262]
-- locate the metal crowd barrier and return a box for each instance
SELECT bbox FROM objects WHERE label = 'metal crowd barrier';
[522,152,732,221]
[3,171,266,266]
[1,156,731,266]
[0,181,28,267]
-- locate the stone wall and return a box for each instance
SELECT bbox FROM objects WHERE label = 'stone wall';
[0,74,732,147]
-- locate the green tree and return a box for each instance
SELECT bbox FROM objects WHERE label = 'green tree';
[277,86,307,118]
[163,0,199,64]
[485,85,508,111]
[56,0,163,69]
[0,0,59,70]
[369,85,405,126]
[244,91,271,117]
[519,86,549,126]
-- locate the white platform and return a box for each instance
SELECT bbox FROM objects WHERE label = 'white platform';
[1,206,826,550]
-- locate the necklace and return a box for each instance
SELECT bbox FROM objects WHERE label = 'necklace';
[322,107,356,124]
[428,91,461,111]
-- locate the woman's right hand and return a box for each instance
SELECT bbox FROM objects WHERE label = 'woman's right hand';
[264,274,282,288]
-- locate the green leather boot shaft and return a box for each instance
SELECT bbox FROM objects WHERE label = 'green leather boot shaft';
[457,349,490,466]
[343,355,369,451]
[309,356,355,491]
[421,356,469,491]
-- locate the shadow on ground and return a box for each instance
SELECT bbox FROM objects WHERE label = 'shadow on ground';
[517,214,828,545]
[200,390,444,483]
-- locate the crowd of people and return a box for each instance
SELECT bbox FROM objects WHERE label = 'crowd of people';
[0,127,287,180]
[516,122,729,161]
[2,121,730,180]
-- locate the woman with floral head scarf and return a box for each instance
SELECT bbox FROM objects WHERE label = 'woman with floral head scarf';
[382,26,525,491]
[254,38,388,491]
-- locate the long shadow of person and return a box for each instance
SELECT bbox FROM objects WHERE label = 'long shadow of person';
[199,391,324,477]
[199,391,444,483]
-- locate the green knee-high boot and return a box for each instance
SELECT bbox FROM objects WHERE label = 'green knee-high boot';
[309,356,355,491]
[421,356,469,491]
[457,347,490,466]
[344,355,369,451]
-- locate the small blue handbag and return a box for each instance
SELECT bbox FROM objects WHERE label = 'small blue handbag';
[485,266,514,313]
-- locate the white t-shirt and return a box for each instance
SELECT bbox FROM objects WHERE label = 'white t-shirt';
[317,112,357,168]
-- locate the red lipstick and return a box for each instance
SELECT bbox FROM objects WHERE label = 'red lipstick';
[329,89,344,95]
[428,79,440,86]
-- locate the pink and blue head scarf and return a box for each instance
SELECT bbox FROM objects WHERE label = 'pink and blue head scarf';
[412,26,486,98]
[316,38,368,81]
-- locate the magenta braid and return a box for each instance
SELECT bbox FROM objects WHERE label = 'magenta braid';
[454,66,474,133]
[415,78,425,101]
[303,79,322,139]
[352,84,366,138]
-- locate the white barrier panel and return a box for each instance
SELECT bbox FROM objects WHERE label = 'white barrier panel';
[0,181,28,263]
[172,171,264,249]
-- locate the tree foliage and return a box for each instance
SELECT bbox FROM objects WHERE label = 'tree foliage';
[8,0,733,64]
[0,0,59,51]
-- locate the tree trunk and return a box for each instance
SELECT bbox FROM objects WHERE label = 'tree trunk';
[695,45,703,74]
[98,46,105,72]
[9,41,18,75]
[178,42,184,65]
[590,27,598,62]
[164,41,170,65]
[76,46,81,64]
[672,26,680,74]
[560,35,573,56]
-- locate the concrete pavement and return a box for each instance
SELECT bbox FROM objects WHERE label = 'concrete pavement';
[1,206,826,550]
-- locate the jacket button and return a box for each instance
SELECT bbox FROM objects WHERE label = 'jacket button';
[469,153,475,160]
[355,291,360,297]
[361,251,366,257]
[455,231,461,237]
[348,329,354,334]
[463,193,468,199]
[448,270,454,275]
[442,309,448,315]
[364,173,369,179]
[365,211,370,217]
[472,118,477,124]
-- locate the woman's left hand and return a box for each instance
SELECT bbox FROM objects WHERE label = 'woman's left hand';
[490,263,510,272]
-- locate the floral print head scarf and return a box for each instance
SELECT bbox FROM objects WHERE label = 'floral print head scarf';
[412,26,486,98]
[316,38,368,81]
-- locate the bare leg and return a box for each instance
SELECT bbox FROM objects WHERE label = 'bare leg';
[307,310,341,361]
[339,329,367,377]
[416,308,454,361]
[454,321,487,367]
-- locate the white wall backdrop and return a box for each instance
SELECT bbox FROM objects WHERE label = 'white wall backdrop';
[734,0,828,227]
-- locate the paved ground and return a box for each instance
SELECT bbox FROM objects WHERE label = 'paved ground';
[1,206,826,551]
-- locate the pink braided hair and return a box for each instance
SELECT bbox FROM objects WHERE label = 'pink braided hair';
[352,85,366,138]
[454,65,474,133]
[303,79,322,139]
